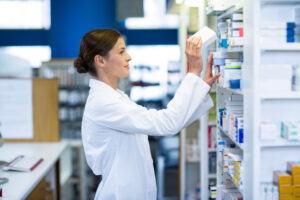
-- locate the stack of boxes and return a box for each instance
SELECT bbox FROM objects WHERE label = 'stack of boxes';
[217,12,244,49]
[287,162,300,200]
[218,94,244,146]
[261,21,298,44]
[273,162,300,200]
[213,52,243,89]
[260,65,293,93]
[274,171,293,200]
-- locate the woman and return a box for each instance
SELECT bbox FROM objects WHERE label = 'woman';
[74,29,219,200]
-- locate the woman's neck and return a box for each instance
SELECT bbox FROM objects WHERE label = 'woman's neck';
[97,74,118,90]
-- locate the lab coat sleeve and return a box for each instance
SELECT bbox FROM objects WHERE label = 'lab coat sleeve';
[185,95,214,127]
[85,73,211,136]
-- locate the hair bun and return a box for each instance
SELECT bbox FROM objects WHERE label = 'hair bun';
[74,56,88,73]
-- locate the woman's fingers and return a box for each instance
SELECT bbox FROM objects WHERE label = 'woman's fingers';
[206,52,213,76]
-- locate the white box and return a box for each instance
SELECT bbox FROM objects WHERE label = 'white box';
[191,26,217,48]
[260,123,278,140]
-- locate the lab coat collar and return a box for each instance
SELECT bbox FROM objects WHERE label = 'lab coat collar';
[89,79,124,98]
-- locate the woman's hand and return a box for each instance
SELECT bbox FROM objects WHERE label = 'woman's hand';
[185,36,203,76]
[205,52,220,86]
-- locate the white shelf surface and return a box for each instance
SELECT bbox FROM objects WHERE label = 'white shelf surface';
[261,0,300,4]
[205,7,224,15]
[217,6,242,20]
[260,139,300,148]
[220,47,244,53]
[218,125,244,151]
[217,85,243,95]
[261,92,300,99]
[261,43,300,51]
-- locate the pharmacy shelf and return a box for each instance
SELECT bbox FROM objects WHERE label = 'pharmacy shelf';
[261,0,300,5]
[217,6,243,20]
[260,92,300,99]
[208,148,217,153]
[220,47,244,53]
[261,43,300,51]
[217,125,244,151]
[208,174,217,179]
[217,85,243,95]
[225,173,244,194]
[260,139,300,148]
[205,7,224,16]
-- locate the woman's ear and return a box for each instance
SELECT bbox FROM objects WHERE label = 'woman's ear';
[94,55,106,68]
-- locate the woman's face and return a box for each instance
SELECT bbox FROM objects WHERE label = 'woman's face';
[103,37,132,79]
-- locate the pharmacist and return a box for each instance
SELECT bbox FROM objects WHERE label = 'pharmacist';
[74,29,219,200]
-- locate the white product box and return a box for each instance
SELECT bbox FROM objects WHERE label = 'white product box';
[260,123,278,140]
[281,121,300,141]
[261,21,288,29]
[191,26,217,48]
[231,22,244,29]
[229,37,244,46]
[232,13,243,21]
[260,65,293,92]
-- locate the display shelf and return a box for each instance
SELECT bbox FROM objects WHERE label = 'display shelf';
[261,0,300,5]
[218,125,244,151]
[225,173,243,194]
[220,47,244,53]
[260,139,300,148]
[216,85,243,96]
[208,174,217,179]
[260,92,300,99]
[217,6,242,20]
[261,43,300,51]
[205,6,225,16]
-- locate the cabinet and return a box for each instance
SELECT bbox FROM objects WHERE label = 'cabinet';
[206,0,300,199]
[40,59,93,200]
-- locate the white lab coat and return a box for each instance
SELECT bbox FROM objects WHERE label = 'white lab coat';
[81,73,213,200]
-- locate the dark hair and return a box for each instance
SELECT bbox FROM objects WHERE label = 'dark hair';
[74,29,121,76]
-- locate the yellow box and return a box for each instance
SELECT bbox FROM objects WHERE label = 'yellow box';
[294,186,300,193]
[274,171,292,185]
[279,185,293,194]
[279,194,294,200]
[294,175,300,185]
[294,196,300,200]
[288,162,300,176]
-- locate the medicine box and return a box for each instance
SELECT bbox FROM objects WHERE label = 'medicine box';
[273,171,292,185]
[191,26,217,48]
[287,162,300,176]
[294,176,300,185]
[279,185,293,194]
[260,123,278,141]
[279,194,294,200]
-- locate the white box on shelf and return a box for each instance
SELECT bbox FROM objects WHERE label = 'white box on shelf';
[260,122,279,141]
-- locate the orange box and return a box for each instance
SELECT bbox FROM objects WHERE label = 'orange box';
[287,162,300,176]
[274,171,292,185]
[279,185,293,194]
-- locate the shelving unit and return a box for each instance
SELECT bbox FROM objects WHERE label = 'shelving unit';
[204,0,300,199]
[40,59,90,200]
